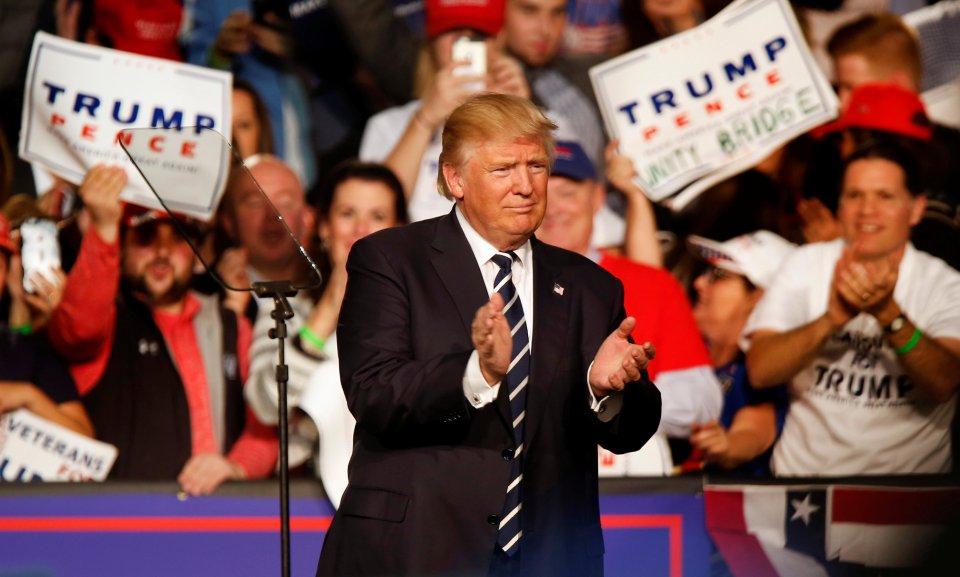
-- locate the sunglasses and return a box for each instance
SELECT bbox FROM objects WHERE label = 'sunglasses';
[704,266,741,283]
[127,220,204,248]
[702,266,758,291]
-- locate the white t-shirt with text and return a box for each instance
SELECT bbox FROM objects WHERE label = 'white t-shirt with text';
[744,240,960,476]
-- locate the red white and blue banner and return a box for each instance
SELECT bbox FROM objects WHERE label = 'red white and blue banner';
[590,0,837,209]
[705,483,960,576]
[1,479,956,576]
[0,482,710,577]
[18,32,233,221]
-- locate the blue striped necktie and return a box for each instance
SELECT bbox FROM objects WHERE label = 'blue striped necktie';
[491,252,529,556]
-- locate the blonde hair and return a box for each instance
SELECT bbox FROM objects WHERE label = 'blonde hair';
[827,13,922,90]
[437,94,557,200]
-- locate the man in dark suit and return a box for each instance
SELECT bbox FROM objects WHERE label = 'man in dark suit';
[317,94,661,577]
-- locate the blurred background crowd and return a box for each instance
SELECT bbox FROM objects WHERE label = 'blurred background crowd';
[0,0,958,500]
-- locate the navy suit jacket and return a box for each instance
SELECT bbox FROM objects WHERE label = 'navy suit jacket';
[317,210,661,577]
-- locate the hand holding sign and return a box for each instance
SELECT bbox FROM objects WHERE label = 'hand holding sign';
[19,32,232,221]
[79,164,127,243]
[0,409,116,481]
[589,0,837,209]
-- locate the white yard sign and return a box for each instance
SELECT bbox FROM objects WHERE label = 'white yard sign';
[590,0,837,209]
[19,32,233,221]
[0,409,118,482]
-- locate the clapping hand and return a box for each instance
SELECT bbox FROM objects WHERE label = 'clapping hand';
[828,244,899,328]
[589,317,655,398]
[471,293,512,386]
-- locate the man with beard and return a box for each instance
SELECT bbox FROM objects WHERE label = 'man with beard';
[47,165,278,494]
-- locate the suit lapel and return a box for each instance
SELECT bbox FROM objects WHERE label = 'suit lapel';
[525,239,571,449]
[429,210,489,336]
[430,210,515,430]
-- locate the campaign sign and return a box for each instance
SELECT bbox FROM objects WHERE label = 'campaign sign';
[117,126,234,220]
[0,409,117,482]
[923,78,960,130]
[590,0,837,209]
[19,32,233,221]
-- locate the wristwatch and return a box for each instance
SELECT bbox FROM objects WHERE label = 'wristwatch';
[883,314,907,335]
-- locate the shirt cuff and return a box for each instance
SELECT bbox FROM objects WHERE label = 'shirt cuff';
[463,350,500,408]
[587,361,623,423]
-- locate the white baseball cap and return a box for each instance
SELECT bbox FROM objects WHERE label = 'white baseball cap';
[688,231,795,289]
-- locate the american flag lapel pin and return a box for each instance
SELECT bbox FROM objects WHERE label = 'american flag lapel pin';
[553,282,564,296]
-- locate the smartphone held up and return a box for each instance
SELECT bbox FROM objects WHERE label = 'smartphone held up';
[452,36,487,92]
[19,217,61,294]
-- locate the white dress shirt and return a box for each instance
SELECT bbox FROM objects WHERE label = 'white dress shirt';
[455,208,616,416]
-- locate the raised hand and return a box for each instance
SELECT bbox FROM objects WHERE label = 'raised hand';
[604,140,642,196]
[471,293,512,386]
[78,164,126,243]
[418,60,485,131]
[797,197,842,244]
[589,317,655,397]
[54,0,82,41]
[488,52,530,99]
[21,262,67,331]
[605,139,665,267]
[212,10,253,62]
[301,263,349,355]
[829,244,900,328]
[251,13,292,58]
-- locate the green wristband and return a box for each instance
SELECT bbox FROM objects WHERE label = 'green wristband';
[895,327,922,356]
[10,323,32,335]
[299,325,326,352]
[206,47,232,70]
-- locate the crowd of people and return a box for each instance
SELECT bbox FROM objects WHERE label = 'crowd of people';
[1,0,958,505]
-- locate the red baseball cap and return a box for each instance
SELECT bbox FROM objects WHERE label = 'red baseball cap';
[121,203,207,237]
[94,0,183,61]
[0,212,15,254]
[425,0,505,39]
[817,83,933,141]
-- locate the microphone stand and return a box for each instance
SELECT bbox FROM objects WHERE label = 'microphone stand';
[117,126,324,577]
[253,280,298,577]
